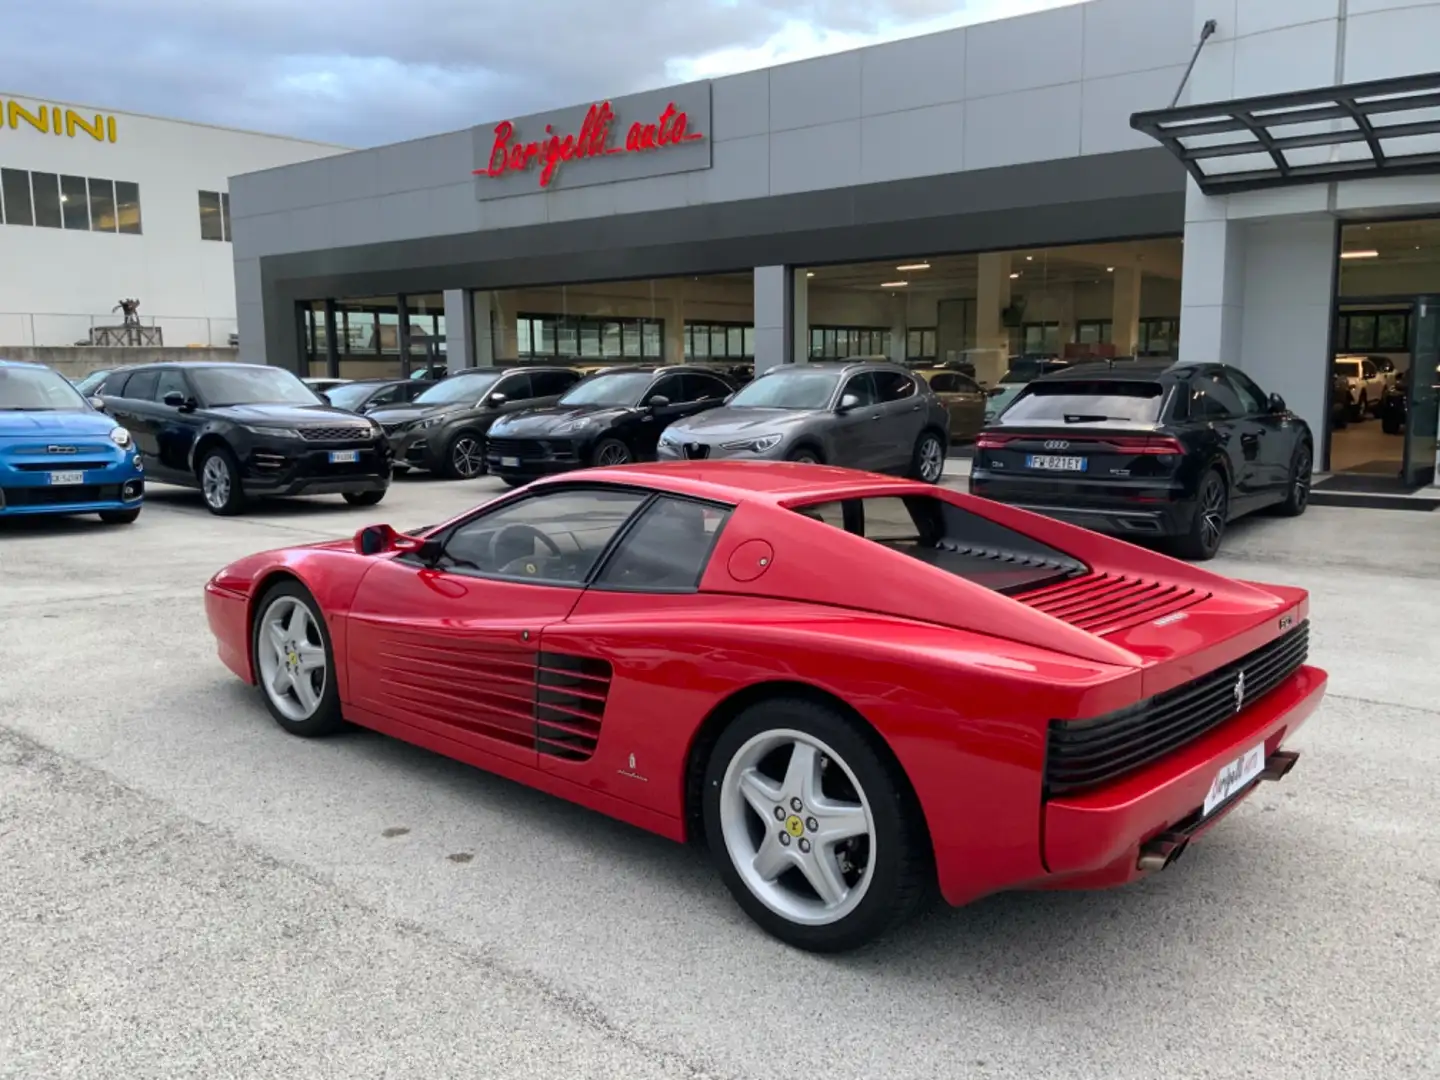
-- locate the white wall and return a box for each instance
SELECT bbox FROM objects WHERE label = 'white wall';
[0,93,343,347]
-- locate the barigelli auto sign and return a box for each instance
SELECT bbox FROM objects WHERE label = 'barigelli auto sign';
[473,100,704,189]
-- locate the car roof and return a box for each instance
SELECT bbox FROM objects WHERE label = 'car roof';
[532,460,928,505]
[761,359,909,375]
[0,358,47,369]
[573,364,729,376]
[1035,358,1185,383]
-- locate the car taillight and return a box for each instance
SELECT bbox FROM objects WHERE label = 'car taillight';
[975,433,1018,449]
[1108,436,1185,455]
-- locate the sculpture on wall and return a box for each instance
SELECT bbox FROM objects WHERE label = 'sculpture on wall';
[113,298,141,328]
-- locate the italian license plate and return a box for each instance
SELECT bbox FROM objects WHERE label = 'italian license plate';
[48,471,84,486]
[1203,744,1266,816]
[501,456,520,468]
[328,450,359,464]
[1026,454,1087,472]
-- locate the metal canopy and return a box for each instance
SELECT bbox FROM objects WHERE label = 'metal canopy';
[1131,72,1440,195]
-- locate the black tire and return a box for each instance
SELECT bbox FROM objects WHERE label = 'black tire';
[1274,442,1312,518]
[1332,409,1348,430]
[1382,415,1402,435]
[908,429,946,483]
[343,490,386,507]
[500,477,527,488]
[98,507,141,525]
[392,464,412,476]
[1170,468,1229,561]
[1351,393,1367,422]
[250,580,345,738]
[701,696,933,953]
[198,445,246,516]
[590,437,633,468]
[786,446,822,465]
[438,429,486,480]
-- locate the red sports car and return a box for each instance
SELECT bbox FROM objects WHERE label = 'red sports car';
[204,461,1326,952]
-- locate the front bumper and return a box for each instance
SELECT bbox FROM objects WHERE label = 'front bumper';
[386,425,448,470]
[1037,664,1326,891]
[655,439,783,462]
[204,581,253,684]
[969,471,1193,538]
[0,450,145,517]
[240,440,391,497]
[485,437,586,480]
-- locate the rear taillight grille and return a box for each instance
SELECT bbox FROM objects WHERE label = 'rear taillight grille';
[976,433,1183,455]
[1018,572,1210,635]
[535,651,613,762]
[1044,622,1309,797]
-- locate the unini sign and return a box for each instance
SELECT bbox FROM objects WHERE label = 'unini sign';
[475,100,704,189]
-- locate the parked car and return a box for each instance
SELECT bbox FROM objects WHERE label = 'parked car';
[1366,354,1399,390]
[1331,363,1354,430]
[204,461,1325,951]
[0,359,145,523]
[97,362,390,515]
[369,366,582,479]
[657,360,950,482]
[410,364,447,381]
[71,368,115,396]
[320,378,435,415]
[914,366,987,444]
[969,360,1314,560]
[984,358,1073,422]
[486,364,735,484]
[303,377,352,394]
[1332,355,1386,419]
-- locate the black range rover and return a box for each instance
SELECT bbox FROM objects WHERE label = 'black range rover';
[97,362,391,515]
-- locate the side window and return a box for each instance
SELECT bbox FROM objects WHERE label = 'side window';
[927,373,959,393]
[954,373,981,394]
[120,370,160,402]
[494,372,532,400]
[840,373,879,406]
[1191,373,1244,421]
[1223,369,1267,414]
[530,369,580,397]
[648,373,688,403]
[873,371,917,402]
[403,382,431,401]
[437,488,649,584]
[593,496,732,591]
[99,370,131,396]
[154,369,191,403]
[1362,360,1378,379]
[683,373,732,401]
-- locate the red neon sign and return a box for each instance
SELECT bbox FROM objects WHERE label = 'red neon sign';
[474,101,705,189]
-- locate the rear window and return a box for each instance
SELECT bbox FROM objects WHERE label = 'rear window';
[996,381,1164,426]
[790,495,1085,593]
[1334,361,1360,377]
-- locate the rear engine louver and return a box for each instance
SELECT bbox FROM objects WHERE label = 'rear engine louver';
[535,652,613,762]
[1017,572,1210,636]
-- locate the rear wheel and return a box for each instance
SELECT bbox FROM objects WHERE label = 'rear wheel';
[252,581,344,738]
[909,430,946,483]
[1171,468,1229,561]
[98,508,140,525]
[1275,443,1312,517]
[702,697,931,953]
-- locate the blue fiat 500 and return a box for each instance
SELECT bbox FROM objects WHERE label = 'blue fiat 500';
[0,359,145,523]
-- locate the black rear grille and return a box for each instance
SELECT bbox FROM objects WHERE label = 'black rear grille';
[2,484,122,507]
[1045,622,1309,797]
[299,425,372,442]
[10,460,113,472]
[487,437,546,460]
[534,651,613,762]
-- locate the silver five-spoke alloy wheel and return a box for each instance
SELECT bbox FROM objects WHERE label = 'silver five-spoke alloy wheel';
[451,435,484,478]
[201,455,232,510]
[719,729,875,927]
[918,435,944,482]
[256,595,327,723]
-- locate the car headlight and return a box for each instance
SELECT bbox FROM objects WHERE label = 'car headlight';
[720,434,782,453]
[108,426,132,448]
[554,419,596,435]
[417,415,447,430]
[658,429,681,446]
[242,424,302,439]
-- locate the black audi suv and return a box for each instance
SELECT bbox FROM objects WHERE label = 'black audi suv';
[97,362,391,515]
[968,360,1313,560]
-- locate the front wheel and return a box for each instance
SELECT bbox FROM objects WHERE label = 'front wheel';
[343,490,386,507]
[1170,469,1229,561]
[252,581,344,738]
[786,447,822,465]
[199,447,245,516]
[98,508,140,525]
[439,430,486,479]
[909,430,946,483]
[1274,443,1312,517]
[702,698,932,953]
[590,438,633,468]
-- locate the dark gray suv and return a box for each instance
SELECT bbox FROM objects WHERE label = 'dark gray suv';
[368,366,581,479]
[656,359,951,481]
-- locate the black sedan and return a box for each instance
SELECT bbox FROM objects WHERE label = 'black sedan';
[484,364,736,485]
[368,366,581,479]
[97,362,391,515]
[321,378,435,415]
[968,360,1313,560]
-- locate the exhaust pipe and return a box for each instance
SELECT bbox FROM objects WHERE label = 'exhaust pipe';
[1136,832,1188,872]
[1260,749,1300,782]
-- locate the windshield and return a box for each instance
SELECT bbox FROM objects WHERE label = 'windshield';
[558,372,655,407]
[727,371,839,409]
[999,360,1066,385]
[74,369,111,395]
[998,381,1164,425]
[414,373,500,405]
[324,382,384,410]
[1334,361,1361,377]
[188,366,322,407]
[0,366,91,411]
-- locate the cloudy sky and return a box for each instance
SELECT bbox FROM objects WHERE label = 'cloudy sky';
[4,0,1079,147]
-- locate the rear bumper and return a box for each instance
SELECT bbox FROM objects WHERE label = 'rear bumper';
[204,581,253,684]
[1038,664,1326,890]
[969,472,1193,537]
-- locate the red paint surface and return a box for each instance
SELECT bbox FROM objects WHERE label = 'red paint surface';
[474,100,705,188]
[204,461,1327,910]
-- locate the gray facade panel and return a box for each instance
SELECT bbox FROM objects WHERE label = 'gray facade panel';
[379,133,474,197]
[710,71,771,142]
[769,120,862,195]
[860,104,966,184]
[768,52,864,132]
[965,6,1085,98]
[860,29,967,116]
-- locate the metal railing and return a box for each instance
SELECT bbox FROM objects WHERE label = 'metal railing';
[0,312,239,349]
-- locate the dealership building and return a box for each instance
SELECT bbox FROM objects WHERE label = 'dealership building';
[232,0,1440,491]
[0,92,341,349]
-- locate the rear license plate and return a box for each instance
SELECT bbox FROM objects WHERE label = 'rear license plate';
[48,471,84,486]
[328,450,359,464]
[1203,744,1266,816]
[1026,454,1087,472]
[501,456,520,468]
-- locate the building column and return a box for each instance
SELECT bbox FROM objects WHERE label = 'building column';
[887,295,908,363]
[792,271,810,364]
[322,299,339,379]
[443,289,473,370]
[1111,267,1142,355]
[753,265,793,374]
[468,291,498,367]
[396,294,413,378]
[975,252,1012,353]
[489,291,517,363]
[665,295,686,362]
[1178,218,1247,367]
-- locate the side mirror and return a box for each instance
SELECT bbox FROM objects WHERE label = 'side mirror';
[1268,392,1287,414]
[647,394,671,408]
[354,523,438,558]
[88,396,105,410]
[163,390,186,408]
[837,393,860,412]
[487,392,507,407]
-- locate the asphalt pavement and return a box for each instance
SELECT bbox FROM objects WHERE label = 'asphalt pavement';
[1,474,1436,1079]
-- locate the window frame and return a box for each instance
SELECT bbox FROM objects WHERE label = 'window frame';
[1223,367,1269,415]
[838,371,879,407]
[198,189,225,241]
[589,493,735,595]
[403,483,734,594]
[153,367,195,404]
[117,368,161,402]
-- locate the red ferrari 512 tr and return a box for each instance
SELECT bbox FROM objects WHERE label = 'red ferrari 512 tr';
[204,461,1326,952]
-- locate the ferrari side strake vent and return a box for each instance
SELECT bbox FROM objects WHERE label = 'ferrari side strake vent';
[535,651,613,762]
[934,538,1088,575]
[1017,571,1210,636]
